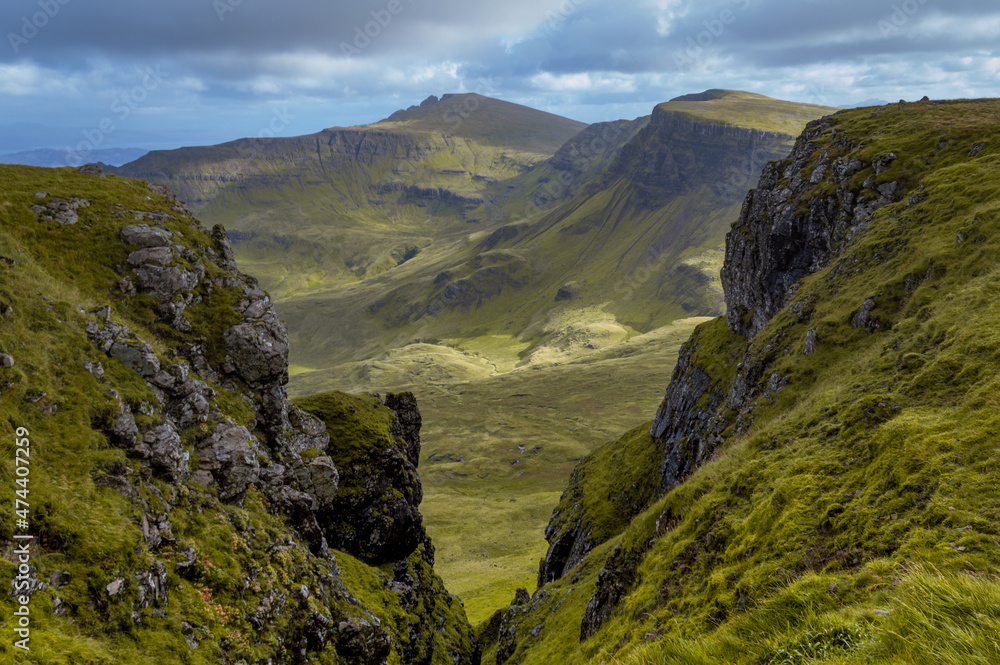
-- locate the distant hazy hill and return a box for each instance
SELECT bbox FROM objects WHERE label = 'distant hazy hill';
[0,147,148,167]
[843,97,891,108]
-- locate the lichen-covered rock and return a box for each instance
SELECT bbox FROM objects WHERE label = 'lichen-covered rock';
[579,545,644,641]
[134,423,188,481]
[384,391,422,466]
[194,422,262,501]
[296,391,426,565]
[722,117,902,340]
[650,334,729,494]
[108,337,160,378]
[127,246,173,267]
[224,319,289,385]
[132,263,201,298]
[121,224,173,248]
[334,617,392,664]
[111,413,139,446]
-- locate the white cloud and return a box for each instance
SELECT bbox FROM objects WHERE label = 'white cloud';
[530,71,637,93]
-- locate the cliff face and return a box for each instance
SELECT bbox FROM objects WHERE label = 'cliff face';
[651,113,905,491]
[0,164,478,664]
[601,109,795,208]
[721,118,902,339]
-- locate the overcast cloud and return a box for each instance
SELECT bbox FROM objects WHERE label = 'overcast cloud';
[1,0,998,153]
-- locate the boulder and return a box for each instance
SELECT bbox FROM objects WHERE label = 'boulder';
[135,424,188,481]
[121,224,173,248]
[127,247,174,267]
[109,338,160,378]
[195,423,261,502]
[224,320,289,385]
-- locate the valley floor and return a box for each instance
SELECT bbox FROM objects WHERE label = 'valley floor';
[289,317,708,622]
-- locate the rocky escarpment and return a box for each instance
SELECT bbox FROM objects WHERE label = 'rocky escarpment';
[653,113,909,486]
[524,111,919,643]
[0,165,478,664]
[600,109,795,208]
[722,117,903,339]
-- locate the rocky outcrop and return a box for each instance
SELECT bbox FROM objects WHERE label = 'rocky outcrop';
[30,195,90,225]
[647,113,912,498]
[722,116,902,339]
[1,168,480,665]
[537,424,664,585]
[649,339,728,493]
[580,544,645,640]
[297,391,427,565]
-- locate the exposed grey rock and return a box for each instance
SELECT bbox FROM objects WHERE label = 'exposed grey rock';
[83,359,105,378]
[127,246,174,267]
[195,423,261,502]
[132,264,201,298]
[111,413,139,447]
[135,423,188,481]
[650,338,727,494]
[580,545,643,641]
[224,320,289,385]
[0,353,13,368]
[308,457,340,505]
[804,328,818,355]
[156,293,198,332]
[852,296,879,332]
[118,278,137,296]
[109,337,160,378]
[49,570,71,588]
[147,183,176,201]
[30,197,89,225]
[211,225,239,274]
[384,392,421,466]
[79,163,105,177]
[496,589,552,665]
[106,577,125,596]
[969,142,986,157]
[121,224,173,248]
[141,511,174,549]
[334,617,392,664]
[722,118,901,340]
[134,560,168,613]
[165,378,213,428]
[282,405,331,455]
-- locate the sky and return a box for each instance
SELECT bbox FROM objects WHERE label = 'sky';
[1,0,999,155]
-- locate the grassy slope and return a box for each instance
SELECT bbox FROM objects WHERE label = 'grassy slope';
[660,90,839,135]
[487,98,1000,665]
[278,91,836,372]
[0,166,475,664]
[117,94,587,299]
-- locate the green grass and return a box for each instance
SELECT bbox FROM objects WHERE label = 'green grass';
[480,98,1000,664]
[118,91,832,380]
[657,90,839,137]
